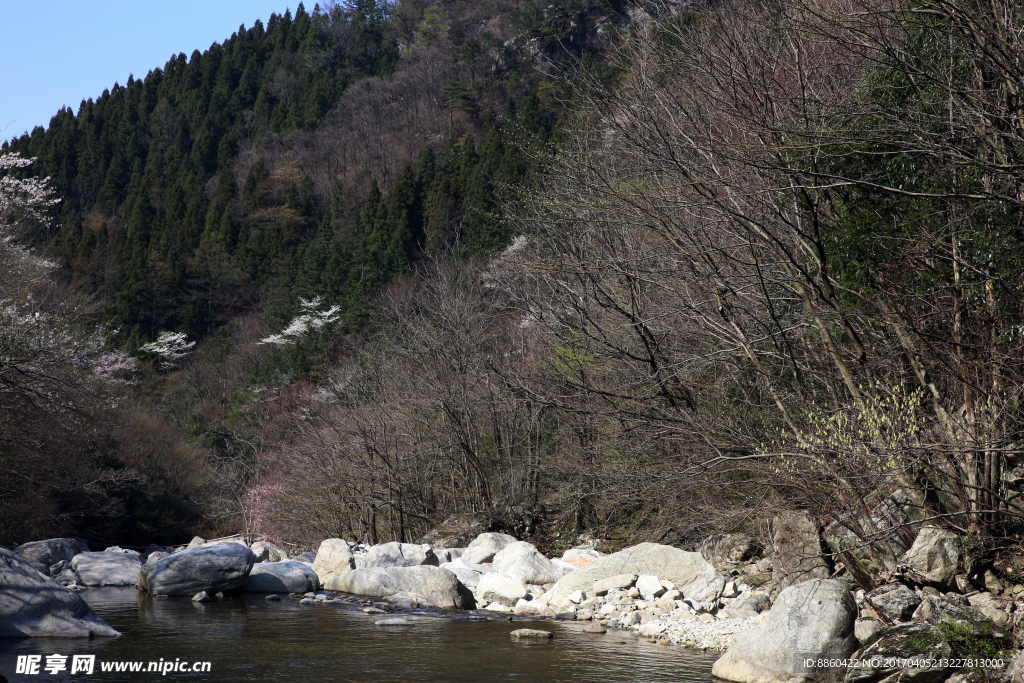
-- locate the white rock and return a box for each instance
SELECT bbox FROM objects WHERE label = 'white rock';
[567,590,587,604]
[70,552,142,587]
[311,539,356,582]
[364,542,438,569]
[492,542,563,585]
[463,532,518,565]
[477,573,528,607]
[639,622,666,636]
[636,574,666,599]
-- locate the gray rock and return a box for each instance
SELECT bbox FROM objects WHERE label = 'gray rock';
[593,573,637,596]
[717,609,760,620]
[733,593,772,614]
[984,569,1004,595]
[192,591,209,603]
[911,592,977,624]
[29,562,49,575]
[139,543,255,596]
[145,551,169,565]
[542,543,726,608]
[477,573,528,607]
[250,540,287,563]
[463,532,518,565]
[854,617,884,645]
[492,542,562,585]
[294,551,316,564]
[584,622,606,633]
[510,628,553,639]
[324,566,473,609]
[311,539,356,582]
[70,552,142,587]
[0,547,119,638]
[13,538,89,566]
[265,594,281,601]
[900,527,959,589]
[186,536,205,550]
[103,546,141,558]
[967,591,1010,628]
[712,579,857,683]
[376,617,414,626]
[864,583,921,623]
[845,622,952,683]
[243,561,320,593]
[710,533,759,569]
[636,574,666,600]
[771,511,833,593]
[364,542,438,569]
[48,561,71,577]
[419,514,488,549]
[439,562,488,590]
[52,568,81,587]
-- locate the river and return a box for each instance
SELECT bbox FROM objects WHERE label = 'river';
[1,588,719,682]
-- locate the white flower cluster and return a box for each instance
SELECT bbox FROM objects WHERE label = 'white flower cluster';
[139,331,196,369]
[258,297,341,346]
[0,151,60,231]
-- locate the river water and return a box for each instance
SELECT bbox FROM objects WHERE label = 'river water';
[1,588,719,682]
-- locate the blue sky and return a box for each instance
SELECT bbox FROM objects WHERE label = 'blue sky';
[1,1,297,143]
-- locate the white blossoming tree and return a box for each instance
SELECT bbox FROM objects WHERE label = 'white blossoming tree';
[139,330,197,369]
[258,296,341,346]
[1,144,139,540]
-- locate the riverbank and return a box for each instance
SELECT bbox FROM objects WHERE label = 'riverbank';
[6,510,1024,683]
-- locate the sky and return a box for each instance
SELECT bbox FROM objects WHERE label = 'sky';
[0,1,297,144]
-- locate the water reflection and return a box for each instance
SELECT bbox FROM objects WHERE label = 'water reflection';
[0,588,718,682]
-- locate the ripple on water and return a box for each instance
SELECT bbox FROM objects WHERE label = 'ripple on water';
[0,588,719,683]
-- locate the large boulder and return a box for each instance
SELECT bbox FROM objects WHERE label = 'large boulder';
[13,538,89,566]
[541,542,726,608]
[323,566,473,610]
[900,527,959,589]
[463,532,518,565]
[477,573,528,607]
[243,561,319,593]
[363,542,438,569]
[439,559,493,590]
[139,543,255,596]
[311,539,356,582]
[250,540,287,563]
[0,548,119,638]
[712,579,857,683]
[492,542,563,585]
[70,552,142,587]
[772,511,833,593]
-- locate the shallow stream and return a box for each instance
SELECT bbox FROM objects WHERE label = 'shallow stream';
[1,588,719,682]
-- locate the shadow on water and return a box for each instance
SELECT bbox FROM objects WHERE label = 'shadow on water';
[0,588,719,682]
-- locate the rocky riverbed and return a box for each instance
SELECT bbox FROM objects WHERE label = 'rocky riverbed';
[5,510,1024,683]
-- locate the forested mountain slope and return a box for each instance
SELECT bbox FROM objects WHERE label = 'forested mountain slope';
[0,0,650,546]
[3,0,623,344]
